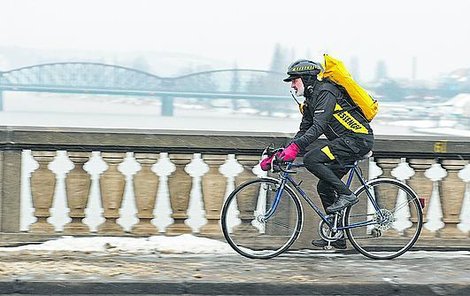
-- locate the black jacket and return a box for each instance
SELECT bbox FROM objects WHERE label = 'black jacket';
[292,80,374,150]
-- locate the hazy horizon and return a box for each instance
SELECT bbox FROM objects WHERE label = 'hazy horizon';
[1,0,470,81]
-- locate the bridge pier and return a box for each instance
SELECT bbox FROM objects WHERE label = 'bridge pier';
[161,96,174,116]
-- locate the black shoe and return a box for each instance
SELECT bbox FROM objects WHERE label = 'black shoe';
[311,238,347,250]
[326,193,359,213]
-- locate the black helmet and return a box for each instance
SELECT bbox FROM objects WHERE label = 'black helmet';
[283,59,323,82]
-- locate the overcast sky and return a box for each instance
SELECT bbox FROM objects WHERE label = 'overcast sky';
[1,0,469,81]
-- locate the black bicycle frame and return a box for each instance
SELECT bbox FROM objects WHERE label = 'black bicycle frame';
[264,161,384,231]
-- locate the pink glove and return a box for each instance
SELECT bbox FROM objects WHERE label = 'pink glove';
[260,154,275,171]
[277,143,300,162]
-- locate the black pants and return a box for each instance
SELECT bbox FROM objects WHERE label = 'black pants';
[303,135,374,211]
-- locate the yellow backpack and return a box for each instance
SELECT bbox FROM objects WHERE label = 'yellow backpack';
[319,54,379,122]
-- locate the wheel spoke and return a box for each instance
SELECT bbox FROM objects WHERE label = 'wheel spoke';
[391,198,416,213]
[266,219,293,230]
[345,179,423,260]
[221,178,302,259]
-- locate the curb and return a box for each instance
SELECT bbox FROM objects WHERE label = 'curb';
[0,281,469,295]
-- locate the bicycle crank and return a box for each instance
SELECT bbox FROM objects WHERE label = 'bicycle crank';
[318,217,344,242]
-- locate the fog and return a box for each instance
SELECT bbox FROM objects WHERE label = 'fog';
[1,0,470,137]
[1,0,470,80]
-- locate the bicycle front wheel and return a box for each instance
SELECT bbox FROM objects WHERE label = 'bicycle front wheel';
[221,178,303,259]
[345,178,423,260]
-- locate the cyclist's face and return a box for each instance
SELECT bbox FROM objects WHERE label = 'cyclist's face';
[291,78,304,96]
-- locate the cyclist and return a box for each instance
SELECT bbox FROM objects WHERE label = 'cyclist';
[260,59,374,249]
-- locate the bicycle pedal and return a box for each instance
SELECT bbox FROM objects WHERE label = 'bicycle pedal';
[323,245,333,250]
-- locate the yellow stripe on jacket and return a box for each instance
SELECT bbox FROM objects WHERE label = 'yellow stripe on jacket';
[333,104,369,134]
[321,146,336,160]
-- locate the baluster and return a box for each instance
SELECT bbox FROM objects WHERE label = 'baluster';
[374,158,401,212]
[408,159,434,230]
[98,152,126,234]
[365,158,382,234]
[373,158,401,237]
[440,159,467,238]
[63,152,92,234]
[235,155,259,186]
[132,153,159,235]
[423,163,447,237]
[166,154,193,235]
[29,151,56,233]
[368,158,383,181]
[390,159,414,235]
[232,155,259,233]
[457,165,470,236]
[200,154,227,237]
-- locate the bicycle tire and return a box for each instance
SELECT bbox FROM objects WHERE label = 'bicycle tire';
[221,177,303,259]
[344,178,423,260]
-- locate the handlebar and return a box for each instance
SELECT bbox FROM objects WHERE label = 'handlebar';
[272,157,297,174]
[262,144,300,174]
[263,145,284,158]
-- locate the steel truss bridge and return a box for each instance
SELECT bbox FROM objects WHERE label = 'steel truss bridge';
[0,62,287,116]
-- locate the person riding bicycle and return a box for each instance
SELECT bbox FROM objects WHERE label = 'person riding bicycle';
[260,59,374,249]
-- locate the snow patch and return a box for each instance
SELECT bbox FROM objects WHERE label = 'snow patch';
[0,234,236,255]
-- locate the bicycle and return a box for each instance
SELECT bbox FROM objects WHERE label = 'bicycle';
[220,147,424,260]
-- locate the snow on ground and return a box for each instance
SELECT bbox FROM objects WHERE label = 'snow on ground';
[0,235,469,258]
[0,234,236,255]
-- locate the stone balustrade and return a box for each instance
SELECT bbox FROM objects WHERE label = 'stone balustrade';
[1,126,470,249]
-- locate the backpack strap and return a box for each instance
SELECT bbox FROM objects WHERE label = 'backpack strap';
[313,80,358,115]
[317,80,339,96]
[325,81,363,116]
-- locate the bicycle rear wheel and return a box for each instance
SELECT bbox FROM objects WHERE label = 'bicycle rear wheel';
[221,178,303,259]
[345,178,423,260]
